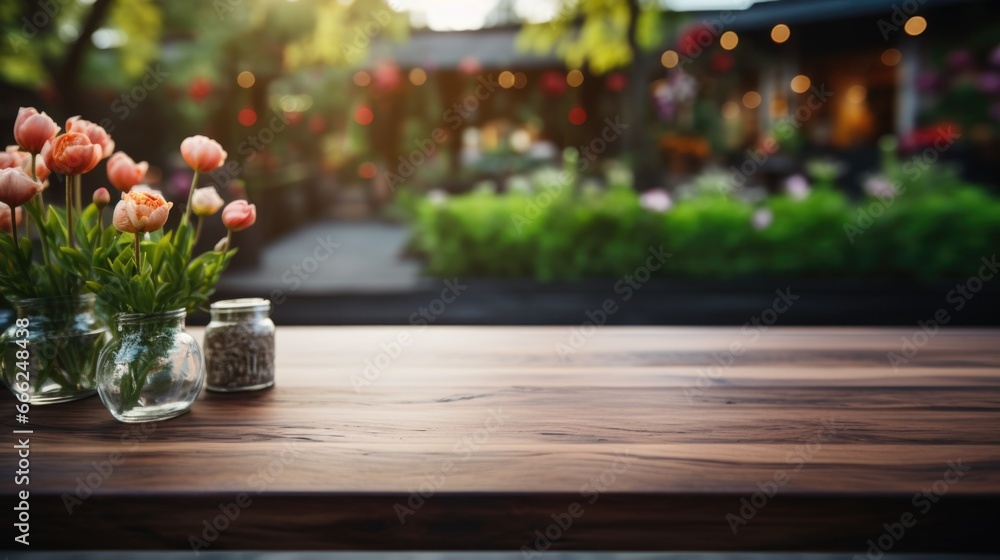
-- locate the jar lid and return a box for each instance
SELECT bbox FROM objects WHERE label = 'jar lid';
[210,298,271,312]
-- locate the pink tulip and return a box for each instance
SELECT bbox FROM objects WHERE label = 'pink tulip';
[14,107,60,154]
[112,190,173,234]
[41,133,102,176]
[180,135,227,172]
[190,186,224,217]
[221,200,256,231]
[0,202,22,233]
[93,187,111,208]
[0,168,41,208]
[106,151,148,192]
[0,146,29,170]
[65,116,115,159]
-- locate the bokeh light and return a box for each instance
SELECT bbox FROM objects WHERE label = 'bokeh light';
[238,108,257,126]
[771,24,790,44]
[353,71,371,87]
[358,162,377,179]
[498,71,516,89]
[742,91,762,109]
[661,50,679,69]
[408,68,427,86]
[720,31,739,51]
[513,72,527,89]
[847,85,868,104]
[566,69,584,87]
[881,48,902,66]
[568,106,587,125]
[905,16,927,36]
[722,101,740,120]
[236,71,255,89]
[790,75,811,94]
[354,105,374,125]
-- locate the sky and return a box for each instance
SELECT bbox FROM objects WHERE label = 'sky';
[392,0,776,31]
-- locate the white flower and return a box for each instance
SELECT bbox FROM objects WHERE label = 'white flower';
[752,208,773,231]
[639,189,672,213]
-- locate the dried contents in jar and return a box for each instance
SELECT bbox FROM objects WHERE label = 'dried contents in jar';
[204,298,275,392]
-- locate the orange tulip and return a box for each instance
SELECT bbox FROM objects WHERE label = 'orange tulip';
[0,167,41,208]
[113,190,173,233]
[106,151,148,192]
[65,116,115,159]
[14,107,60,154]
[41,133,102,176]
[221,200,256,231]
[180,135,227,173]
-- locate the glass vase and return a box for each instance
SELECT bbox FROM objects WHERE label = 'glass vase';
[1,294,110,404]
[97,309,205,423]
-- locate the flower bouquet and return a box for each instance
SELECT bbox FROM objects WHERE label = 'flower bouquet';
[0,108,115,403]
[1,107,257,421]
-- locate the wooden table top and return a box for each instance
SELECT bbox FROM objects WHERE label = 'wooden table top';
[4,326,999,552]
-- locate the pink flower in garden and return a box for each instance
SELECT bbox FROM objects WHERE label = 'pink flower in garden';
[106,151,148,192]
[93,187,111,209]
[0,167,41,208]
[752,208,773,231]
[41,133,102,176]
[180,135,227,173]
[65,116,115,159]
[113,190,173,234]
[863,177,899,199]
[14,107,60,154]
[784,175,810,200]
[639,189,672,213]
[221,200,256,231]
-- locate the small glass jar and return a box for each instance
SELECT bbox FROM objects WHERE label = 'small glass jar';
[204,298,275,392]
[2,294,110,404]
[97,308,204,423]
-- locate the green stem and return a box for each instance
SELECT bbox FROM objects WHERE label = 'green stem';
[66,175,74,249]
[10,208,19,248]
[184,170,199,223]
[134,233,142,273]
[194,215,203,244]
[74,175,82,214]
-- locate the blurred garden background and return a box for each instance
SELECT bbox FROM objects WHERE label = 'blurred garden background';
[2,0,1000,325]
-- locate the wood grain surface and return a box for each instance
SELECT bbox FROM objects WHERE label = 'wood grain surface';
[3,327,999,552]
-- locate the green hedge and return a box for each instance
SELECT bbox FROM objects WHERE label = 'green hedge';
[404,175,1000,281]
